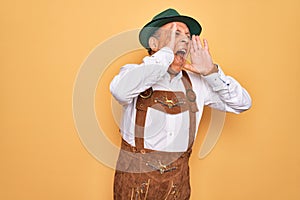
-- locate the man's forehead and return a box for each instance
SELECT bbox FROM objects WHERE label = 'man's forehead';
[160,22,190,33]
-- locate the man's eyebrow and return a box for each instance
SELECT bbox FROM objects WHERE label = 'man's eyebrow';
[176,29,191,34]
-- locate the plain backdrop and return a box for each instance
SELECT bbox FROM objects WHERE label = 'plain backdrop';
[1,0,300,199]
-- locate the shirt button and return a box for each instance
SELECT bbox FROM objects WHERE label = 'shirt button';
[168,132,174,136]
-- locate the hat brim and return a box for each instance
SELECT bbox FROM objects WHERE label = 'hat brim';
[139,15,202,48]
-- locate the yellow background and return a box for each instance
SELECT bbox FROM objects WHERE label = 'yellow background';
[1,0,300,199]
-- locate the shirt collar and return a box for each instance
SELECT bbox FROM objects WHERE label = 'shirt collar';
[165,70,183,81]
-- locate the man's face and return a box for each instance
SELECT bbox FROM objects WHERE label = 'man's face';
[152,22,191,69]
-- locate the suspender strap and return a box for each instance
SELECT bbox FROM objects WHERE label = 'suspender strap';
[181,70,199,149]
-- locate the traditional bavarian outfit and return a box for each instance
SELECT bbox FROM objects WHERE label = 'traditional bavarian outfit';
[114,71,198,200]
[111,8,252,200]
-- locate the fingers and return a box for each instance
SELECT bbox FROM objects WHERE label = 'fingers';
[195,35,203,49]
[191,35,197,53]
[170,22,177,40]
[203,38,209,50]
[191,36,209,51]
[171,22,177,32]
[167,22,177,50]
[191,35,202,52]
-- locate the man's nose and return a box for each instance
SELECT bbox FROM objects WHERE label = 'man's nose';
[179,35,189,44]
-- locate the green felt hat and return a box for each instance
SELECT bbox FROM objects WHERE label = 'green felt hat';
[139,8,202,48]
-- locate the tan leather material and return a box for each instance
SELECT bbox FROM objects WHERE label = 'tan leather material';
[114,71,198,200]
[114,161,191,200]
[115,139,192,172]
[114,140,192,200]
[136,90,190,114]
[181,70,199,113]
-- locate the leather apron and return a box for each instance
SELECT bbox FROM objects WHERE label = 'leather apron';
[114,71,198,200]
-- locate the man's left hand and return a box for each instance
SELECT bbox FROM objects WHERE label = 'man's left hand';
[184,36,218,76]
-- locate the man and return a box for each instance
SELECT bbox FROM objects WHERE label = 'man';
[110,8,251,200]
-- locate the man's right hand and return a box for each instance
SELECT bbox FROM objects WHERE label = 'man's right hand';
[165,22,177,52]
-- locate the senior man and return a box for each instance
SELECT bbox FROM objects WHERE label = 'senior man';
[110,8,252,200]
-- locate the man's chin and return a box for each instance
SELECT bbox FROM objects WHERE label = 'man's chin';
[174,53,188,64]
[169,63,185,75]
[172,57,187,70]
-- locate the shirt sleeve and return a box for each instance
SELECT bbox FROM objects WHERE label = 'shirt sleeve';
[110,47,174,105]
[202,66,252,113]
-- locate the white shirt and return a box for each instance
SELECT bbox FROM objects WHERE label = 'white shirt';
[110,47,252,152]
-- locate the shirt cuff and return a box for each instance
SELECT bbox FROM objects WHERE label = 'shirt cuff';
[143,47,174,67]
[202,66,230,91]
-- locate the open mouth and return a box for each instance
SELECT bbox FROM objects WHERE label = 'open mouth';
[175,49,187,57]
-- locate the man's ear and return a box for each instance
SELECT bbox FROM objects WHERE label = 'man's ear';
[148,36,159,52]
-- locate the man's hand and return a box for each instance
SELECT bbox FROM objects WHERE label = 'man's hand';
[165,23,177,51]
[184,35,218,76]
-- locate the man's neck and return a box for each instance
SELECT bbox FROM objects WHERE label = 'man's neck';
[167,67,181,80]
